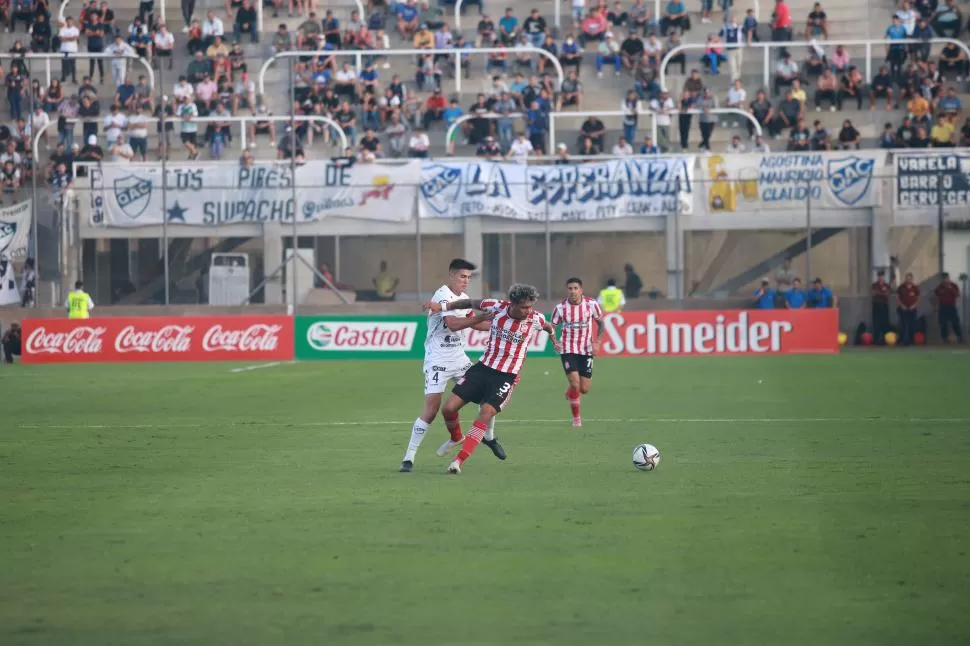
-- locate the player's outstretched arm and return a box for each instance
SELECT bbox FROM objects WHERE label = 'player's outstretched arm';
[445,311,495,332]
[423,298,483,313]
[542,320,562,354]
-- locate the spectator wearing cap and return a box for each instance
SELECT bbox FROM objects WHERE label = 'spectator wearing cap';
[596,31,622,77]
[807,277,835,308]
[753,279,776,309]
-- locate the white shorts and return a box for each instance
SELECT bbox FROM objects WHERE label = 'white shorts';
[423,360,473,395]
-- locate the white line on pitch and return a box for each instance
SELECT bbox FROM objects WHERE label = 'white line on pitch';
[15,416,970,431]
[229,361,292,373]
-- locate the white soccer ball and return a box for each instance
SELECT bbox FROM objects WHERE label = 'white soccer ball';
[632,443,661,471]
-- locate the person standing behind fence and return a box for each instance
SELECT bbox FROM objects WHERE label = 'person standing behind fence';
[933,272,963,344]
[67,280,95,319]
[896,273,920,346]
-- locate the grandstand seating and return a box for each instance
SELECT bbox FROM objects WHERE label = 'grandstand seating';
[0,0,966,178]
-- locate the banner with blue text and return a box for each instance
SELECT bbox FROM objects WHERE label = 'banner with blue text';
[418,157,695,220]
[701,152,883,211]
[88,161,421,227]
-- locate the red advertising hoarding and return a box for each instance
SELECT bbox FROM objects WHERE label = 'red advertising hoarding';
[21,316,295,364]
[598,309,839,356]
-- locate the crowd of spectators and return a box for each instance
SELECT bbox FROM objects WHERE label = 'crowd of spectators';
[0,0,967,182]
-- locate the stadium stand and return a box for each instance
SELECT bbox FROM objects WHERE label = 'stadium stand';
[0,0,966,176]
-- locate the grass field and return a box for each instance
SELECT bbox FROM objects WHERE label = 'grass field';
[2,351,970,646]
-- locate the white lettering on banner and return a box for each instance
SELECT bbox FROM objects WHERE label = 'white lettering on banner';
[114,324,194,353]
[419,158,695,221]
[702,152,881,211]
[89,162,422,227]
[306,321,418,351]
[202,324,282,352]
[600,313,794,355]
[895,153,970,209]
[0,200,32,259]
[24,326,106,354]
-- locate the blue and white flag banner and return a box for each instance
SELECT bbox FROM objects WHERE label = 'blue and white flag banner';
[89,161,422,227]
[419,157,696,220]
[0,200,32,259]
[701,152,883,212]
[894,153,970,210]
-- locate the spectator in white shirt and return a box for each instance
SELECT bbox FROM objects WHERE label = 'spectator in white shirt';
[30,106,51,141]
[725,79,747,127]
[612,136,634,156]
[106,35,137,88]
[103,104,129,145]
[726,134,747,153]
[751,134,771,153]
[407,127,430,157]
[154,24,176,70]
[127,108,150,160]
[58,17,81,83]
[110,134,135,161]
[202,11,224,48]
[507,132,534,162]
[648,89,675,151]
[173,77,195,102]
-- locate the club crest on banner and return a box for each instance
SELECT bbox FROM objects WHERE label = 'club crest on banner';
[0,220,17,257]
[420,164,463,215]
[826,155,875,206]
[113,175,153,219]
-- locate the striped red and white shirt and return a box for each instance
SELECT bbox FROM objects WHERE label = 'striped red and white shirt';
[551,297,602,355]
[479,299,547,375]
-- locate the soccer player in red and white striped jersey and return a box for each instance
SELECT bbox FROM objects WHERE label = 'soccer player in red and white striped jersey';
[550,278,604,428]
[423,283,561,475]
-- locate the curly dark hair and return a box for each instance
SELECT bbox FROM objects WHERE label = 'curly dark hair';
[507,283,540,304]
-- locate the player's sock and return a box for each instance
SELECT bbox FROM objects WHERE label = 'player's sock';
[442,410,462,442]
[482,406,496,441]
[456,421,488,464]
[403,418,429,463]
[566,387,581,419]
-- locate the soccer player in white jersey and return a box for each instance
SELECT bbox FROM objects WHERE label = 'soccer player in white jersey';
[400,258,507,473]
[423,284,562,475]
[550,277,604,427]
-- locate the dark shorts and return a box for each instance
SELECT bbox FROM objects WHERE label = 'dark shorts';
[452,362,517,412]
[561,353,593,379]
[180,132,197,145]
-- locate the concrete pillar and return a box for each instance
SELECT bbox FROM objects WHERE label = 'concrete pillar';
[871,205,891,275]
[262,223,284,305]
[665,211,685,299]
[463,216,484,297]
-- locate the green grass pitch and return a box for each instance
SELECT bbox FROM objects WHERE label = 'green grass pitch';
[2,352,969,646]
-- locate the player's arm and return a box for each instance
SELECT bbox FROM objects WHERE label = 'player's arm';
[444,311,495,332]
[591,304,605,354]
[541,318,562,353]
[424,298,483,313]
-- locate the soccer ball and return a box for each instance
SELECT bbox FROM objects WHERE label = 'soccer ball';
[632,443,661,471]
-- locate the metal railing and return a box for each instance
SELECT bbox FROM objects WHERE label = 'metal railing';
[156,114,350,151]
[257,0,365,36]
[549,107,763,152]
[0,52,155,91]
[452,0,663,34]
[444,111,524,152]
[257,46,565,95]
[659,37,970,91]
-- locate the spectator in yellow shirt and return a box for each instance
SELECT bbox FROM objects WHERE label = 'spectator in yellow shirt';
[931,117,955,147]
[413,24,434,49]
[373,261,400,301]
[789,78,807,105]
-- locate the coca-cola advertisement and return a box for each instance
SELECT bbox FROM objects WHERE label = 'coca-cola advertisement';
[598,309,840,356]
[21,316,295,364]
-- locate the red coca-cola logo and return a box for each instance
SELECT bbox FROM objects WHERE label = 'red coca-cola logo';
[24,326,107,354]
[21,316,295,364]
[202,323,282,352]
[114,324,194,354]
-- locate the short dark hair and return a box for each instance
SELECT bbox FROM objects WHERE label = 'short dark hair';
[566,277,583,287]
[508,283,540,304]
[74,280,83,289]
[606,278,616,287]
[449,258,477,272]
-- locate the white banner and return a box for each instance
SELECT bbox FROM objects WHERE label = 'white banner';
[0,200,31,259]
[88,161,421,227]
[419,157,695,220]
[701,152,882,211]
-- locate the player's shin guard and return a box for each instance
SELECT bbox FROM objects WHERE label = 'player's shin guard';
[403,418,429,463]
[442,410,462,442]
[455,421,488,464]
[566,387,581,419]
